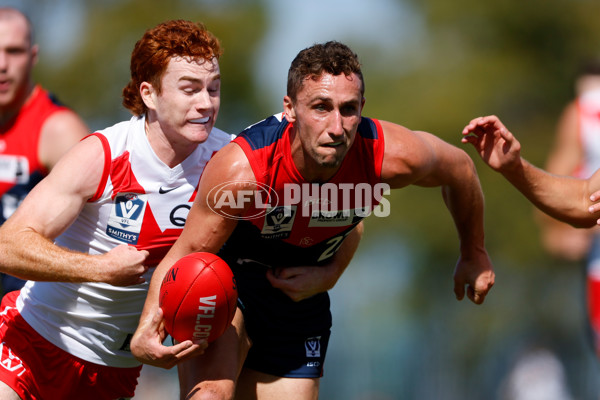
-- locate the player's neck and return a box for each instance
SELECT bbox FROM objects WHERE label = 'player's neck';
[0,83,35,129]
[292,149,340,183]
[144,115,196,169]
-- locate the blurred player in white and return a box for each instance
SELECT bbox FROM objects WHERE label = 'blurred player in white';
[537,60,600,356]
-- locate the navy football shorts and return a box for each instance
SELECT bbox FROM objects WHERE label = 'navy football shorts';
[230,261,332,378]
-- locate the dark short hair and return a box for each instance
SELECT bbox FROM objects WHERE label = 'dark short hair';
[287,41,364,101]
[122,20,222,116]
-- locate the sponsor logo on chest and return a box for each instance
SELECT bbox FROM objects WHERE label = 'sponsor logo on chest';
[106,192,194,244]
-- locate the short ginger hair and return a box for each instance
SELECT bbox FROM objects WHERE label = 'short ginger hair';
[122,20,222,116]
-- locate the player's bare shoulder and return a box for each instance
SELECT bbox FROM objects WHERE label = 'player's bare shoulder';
[204,141,256,184]
[199,141,258,219]
[379,120,436,187]
[38,109,90,170]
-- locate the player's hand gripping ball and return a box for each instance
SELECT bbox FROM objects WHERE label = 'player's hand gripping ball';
[159,252,237,343]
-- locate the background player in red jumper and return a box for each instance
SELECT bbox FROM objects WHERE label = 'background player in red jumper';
[132,41,495,400]
[0,7,89,294]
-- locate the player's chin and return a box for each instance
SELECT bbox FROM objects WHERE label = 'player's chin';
[319,154,344,169]
[187,125,212,143]
[0,91,14,106]
[318,147,347,166]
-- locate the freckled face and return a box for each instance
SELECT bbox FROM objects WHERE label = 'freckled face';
[285,72,364,178]
[146,56,221,146]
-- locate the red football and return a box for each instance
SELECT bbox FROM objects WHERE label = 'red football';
[159,252,237,343]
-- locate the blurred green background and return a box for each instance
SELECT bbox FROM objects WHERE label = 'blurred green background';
[7,0,600,398]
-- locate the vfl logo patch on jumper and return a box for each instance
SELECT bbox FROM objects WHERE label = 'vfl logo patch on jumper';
[0,155,29,184]
[305,336,321,358]
[261,206,296,239]
[106,193,148,244]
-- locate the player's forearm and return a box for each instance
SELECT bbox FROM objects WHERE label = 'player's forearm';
[444,187,486,256]
[0,226,103,282]
[502,157,596,228]
[139,263,166,321]
[440,155,487,256]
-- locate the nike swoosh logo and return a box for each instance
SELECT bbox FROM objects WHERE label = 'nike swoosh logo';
[159,186,180,194]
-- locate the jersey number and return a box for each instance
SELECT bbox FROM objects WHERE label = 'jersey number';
[317,231,352,262]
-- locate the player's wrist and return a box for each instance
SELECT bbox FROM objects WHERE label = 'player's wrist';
[458,241,487,260]
[499,155,526,178]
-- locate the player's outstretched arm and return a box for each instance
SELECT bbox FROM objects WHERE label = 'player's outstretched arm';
[0,136,149,285]
[463,115,599,228]
[379,120,494,304]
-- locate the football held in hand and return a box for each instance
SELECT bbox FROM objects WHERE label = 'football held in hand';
[159,252,238,343]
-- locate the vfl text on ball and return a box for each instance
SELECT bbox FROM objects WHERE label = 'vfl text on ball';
[193,295,217,340]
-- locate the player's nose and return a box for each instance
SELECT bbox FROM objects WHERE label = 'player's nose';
[328,110,344,138]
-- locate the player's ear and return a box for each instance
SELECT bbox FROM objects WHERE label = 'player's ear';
[283,95,296,122]
[140,82,157,111]
[30,44,39,66]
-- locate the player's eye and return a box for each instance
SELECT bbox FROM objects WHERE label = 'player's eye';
[341,104,359,116]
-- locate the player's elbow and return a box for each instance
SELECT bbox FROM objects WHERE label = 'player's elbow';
[457,149,478,176]
[449,149,480,188]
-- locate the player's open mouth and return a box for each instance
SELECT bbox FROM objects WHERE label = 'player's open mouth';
[190,117,210,124]
[323,142,342,147]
